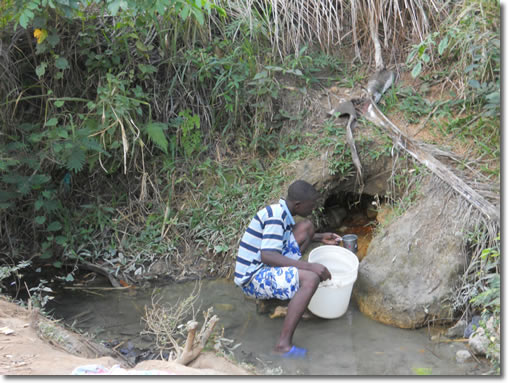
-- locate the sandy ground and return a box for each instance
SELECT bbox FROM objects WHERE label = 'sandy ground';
[0,296,251,376]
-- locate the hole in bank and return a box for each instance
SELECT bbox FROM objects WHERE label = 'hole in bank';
[321,191,390,260]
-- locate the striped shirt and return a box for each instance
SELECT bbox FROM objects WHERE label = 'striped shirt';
[234,199,301,287]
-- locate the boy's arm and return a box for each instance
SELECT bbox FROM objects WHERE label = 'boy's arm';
[313,232,342,245]
[261,250,331,281]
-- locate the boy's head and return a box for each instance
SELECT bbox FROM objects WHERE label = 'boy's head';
[287,180,320,217]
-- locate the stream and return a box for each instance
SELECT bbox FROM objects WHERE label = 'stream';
[47,278,487,375]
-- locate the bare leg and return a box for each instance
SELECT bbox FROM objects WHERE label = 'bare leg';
[274,269,320,353]
[273,220,318,352]
[292,219,315,254]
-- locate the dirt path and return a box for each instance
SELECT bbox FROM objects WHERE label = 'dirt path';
[0,297,251,375]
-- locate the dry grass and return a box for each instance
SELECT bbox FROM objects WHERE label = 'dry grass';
[141,282,201,358]
[214,0,447,65]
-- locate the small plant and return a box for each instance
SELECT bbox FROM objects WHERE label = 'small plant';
[470,236,500,374]
[412,367,432,375]
[321,118,354,179]
[395,87,432,124]
[0,260,31,294]
[27,279,55,309]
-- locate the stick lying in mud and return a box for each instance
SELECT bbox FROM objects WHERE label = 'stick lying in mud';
[79,262,122,288]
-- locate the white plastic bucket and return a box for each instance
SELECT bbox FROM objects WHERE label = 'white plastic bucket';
[307,245,359,319]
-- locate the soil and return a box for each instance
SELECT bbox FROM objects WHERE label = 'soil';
[0,297,251,376]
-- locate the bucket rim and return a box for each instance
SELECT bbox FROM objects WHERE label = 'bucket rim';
[308,245,359,266]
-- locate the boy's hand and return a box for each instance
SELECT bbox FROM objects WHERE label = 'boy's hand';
[320,233,342,245]
[309,263,331,281]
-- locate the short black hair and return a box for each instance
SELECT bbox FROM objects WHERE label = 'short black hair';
[287,180,320,202]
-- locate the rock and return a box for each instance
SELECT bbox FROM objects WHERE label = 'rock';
[352,181,469,328]
[446,319,467,338]
[256,299,287,315]
[269,306,288,319]
[469,327,489,356]
[289,141,393,196]
[464,316,481,338]
[456,350,473,363]
[326,206,347,227]
[486,315,498,335]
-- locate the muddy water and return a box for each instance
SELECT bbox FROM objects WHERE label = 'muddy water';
[335,209,376,261]
[48,279,486,375]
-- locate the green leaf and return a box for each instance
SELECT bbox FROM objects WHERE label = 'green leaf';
[179,5,190,20]
[46,33,60,47]
[47,221,62,231]
[421,53,430,63]
[108,0,121,15]
[193,9,204,25]
[35,200,44,211]
[107,0,127,15]
[66,146,86,173]
[406,49,417,64]
[55,57,69,70]
[36,62,48,78]
[253,70,268,80]
[65,273,74,282]
[135,40,149,52]
[438,36,448,55]
[57,129,69,138]
[411,62,422,78]
[19,13,29,28]
[40,251,52,259]
[0,202,13,209]
[138,64,157,74]
[485,91,499,104]
[54,100,65,107]
[35,215,47,225]
[45,118,58,127]
[53,261,63,268]
[468,79,481,89]
[145,122,169,154]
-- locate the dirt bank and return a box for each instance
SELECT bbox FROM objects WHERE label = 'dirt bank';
[0,296,251,375]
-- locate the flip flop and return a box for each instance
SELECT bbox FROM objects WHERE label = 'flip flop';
[275,345,307,359]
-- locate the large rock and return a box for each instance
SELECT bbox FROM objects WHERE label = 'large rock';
[290,142,393,196]
[352,180,468,328]
[469,327,489,355]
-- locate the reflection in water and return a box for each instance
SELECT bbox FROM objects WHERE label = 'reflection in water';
[48,279,486,375]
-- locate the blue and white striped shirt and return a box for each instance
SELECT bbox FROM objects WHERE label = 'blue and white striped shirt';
[234,198,301,287]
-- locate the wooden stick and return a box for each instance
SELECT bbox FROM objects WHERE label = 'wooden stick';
[364,100,500,224]
[80,262,122,288]
[176,321,198,365]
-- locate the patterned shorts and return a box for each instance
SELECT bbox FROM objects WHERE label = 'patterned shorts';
[242,266,300,300]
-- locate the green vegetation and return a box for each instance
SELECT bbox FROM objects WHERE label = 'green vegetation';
[469,237,500,373]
